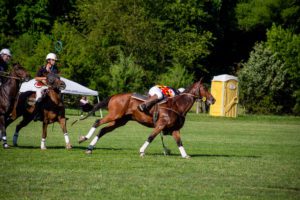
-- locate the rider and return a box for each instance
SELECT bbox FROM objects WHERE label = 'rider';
[33,53,59,121]
[0,48,12,86]
[138,85,180,113]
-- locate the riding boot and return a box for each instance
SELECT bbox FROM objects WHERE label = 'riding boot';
[33,98,43,121]
[138,95,160,113]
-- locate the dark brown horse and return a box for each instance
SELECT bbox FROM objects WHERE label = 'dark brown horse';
[77,79,215,158]
[0,63,31,148]
[6,73,72,149]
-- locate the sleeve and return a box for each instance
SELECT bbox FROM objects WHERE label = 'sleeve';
[36,66,44,77]
[52,65,59,74]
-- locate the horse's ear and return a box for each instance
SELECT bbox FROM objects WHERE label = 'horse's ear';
[13,63,20,69]
[199,77,203,84]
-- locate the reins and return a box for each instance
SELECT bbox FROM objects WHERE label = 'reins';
[0,71,26,81]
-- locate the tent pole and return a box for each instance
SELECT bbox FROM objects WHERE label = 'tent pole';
[97,96,103,118]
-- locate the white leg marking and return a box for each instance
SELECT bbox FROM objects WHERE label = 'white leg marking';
[86,127,96,139]
[179,146,188,158]
[140,141,150,153]
[64,133,70,144]
[41,138,46,150]
[90,136,99,146]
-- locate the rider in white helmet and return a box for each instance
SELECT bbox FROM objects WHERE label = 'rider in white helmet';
[33,53,59,121]
[0,48,12,85]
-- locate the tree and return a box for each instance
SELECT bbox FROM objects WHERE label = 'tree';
[239,25,300,115]
[238,43,287,114]
[157,63,194,89]
[109,51,146,94]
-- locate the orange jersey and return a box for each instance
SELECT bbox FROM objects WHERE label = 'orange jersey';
[156,85,176,97]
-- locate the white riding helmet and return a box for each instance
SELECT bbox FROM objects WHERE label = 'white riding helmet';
[178,88,185,93]
[46,53,57,61]
[0,48,12,57]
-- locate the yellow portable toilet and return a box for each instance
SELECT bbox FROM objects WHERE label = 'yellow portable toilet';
[209,74,239,117]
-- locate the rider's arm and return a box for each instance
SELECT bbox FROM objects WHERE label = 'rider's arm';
[35,67,47,83]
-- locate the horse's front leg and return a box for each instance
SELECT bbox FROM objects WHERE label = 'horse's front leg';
[139,125,165,157]
[41,122,48,150]
[58,117,72,149]
[172,130,190,158]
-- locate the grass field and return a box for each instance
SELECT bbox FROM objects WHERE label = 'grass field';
[0,112,299,200]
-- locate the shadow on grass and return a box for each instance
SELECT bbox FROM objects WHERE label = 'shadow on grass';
[12,145,131,151]
[190,153,261,158]
[146,152,261,158]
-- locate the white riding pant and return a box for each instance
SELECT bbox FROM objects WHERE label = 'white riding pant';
[148,86,164,99]
[35,86,48,101]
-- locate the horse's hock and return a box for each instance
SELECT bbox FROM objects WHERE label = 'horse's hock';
[209,74,239,118]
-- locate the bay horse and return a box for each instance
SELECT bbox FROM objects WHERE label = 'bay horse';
[6,73,72,149]
[77,79,215,158]
[0,63,31,148]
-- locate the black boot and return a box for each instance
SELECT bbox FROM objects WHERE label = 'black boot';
[33,98,43,121]
[138,96,160,113]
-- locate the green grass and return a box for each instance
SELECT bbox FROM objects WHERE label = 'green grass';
[0,112,299,200]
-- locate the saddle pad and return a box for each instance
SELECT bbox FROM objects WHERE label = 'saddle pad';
[131,93,147,101]
[34,81,45,88]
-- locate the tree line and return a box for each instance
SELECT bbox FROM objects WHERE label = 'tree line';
[0,0,299,115]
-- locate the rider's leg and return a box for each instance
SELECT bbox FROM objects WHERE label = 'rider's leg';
[33,87,46,121]
[138,95,160,112]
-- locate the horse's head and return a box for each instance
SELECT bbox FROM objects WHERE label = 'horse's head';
[186,78,216,105]
[47,73,66,90]
[12,63,31,82]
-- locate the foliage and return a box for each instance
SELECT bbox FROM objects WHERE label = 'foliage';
[239,25,300,115]
[236,0,300,33]
[265,25,300,114]
[1,0,300,114]
[239,43,287,114]
[109,51,146,94]
[157,63,194,89]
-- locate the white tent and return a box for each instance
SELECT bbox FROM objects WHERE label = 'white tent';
[20,77,98,96]
[20,77,102,117]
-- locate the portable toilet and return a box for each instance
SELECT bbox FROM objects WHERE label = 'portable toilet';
[209,74,239,117]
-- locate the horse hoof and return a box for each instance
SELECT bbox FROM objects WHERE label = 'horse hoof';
[140,152,145,158]
[3,144,9,149]
[78,136,87,144]
[183,155,191,159]
[85,149,92,154]
[66,143,72,149]
[41,146,47,150]
[163,148,171,156]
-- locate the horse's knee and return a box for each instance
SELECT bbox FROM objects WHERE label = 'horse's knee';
[93,119,101,127]
[147,136,155,143]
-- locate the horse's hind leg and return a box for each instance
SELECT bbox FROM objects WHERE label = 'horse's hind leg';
[0,116,9,148]
[13,117,32,146]
[172,130,190,158]
[85,118,129,154]
[79,114,117,143]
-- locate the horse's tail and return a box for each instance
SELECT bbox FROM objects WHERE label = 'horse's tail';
[71,96,111,126]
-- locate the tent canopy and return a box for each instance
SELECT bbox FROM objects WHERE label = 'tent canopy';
[20,77,98,96]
